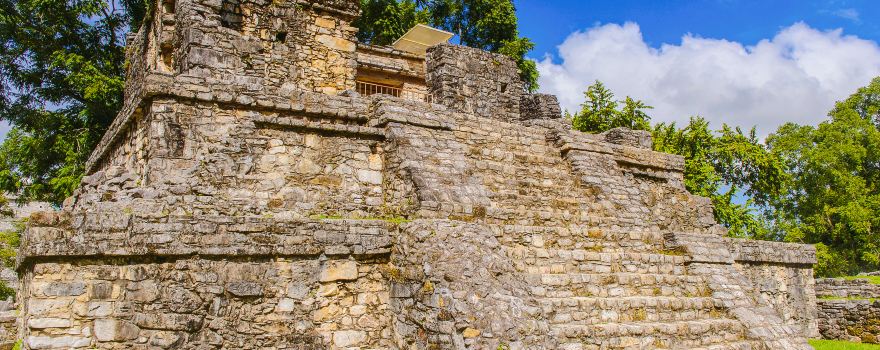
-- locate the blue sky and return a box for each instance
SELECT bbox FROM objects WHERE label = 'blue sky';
[519,0,880,64]
[520,1,880,136]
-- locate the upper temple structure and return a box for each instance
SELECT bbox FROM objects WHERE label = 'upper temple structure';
[14,0,821,349]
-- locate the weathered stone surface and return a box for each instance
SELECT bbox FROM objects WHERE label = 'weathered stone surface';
[27,335,91,349]
[319,260,359,282]
[12,0,819,349]
[27,318,71,329]
[333,330,366,347]
[816,278,880,343]
[94,318,140,341]
[225,281,264,297]
[817,298,880,343]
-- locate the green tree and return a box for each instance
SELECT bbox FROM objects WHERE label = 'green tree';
[653,118,782,238]
[355,0,539,91]
[0,0,133,204]
[355,0,429,46]
[569,81,652,133]
[767,77,880,276]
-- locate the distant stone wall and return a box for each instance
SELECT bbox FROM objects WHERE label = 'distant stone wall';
[818,299,880,343]
[816,278,880,343]
[0,198,51,349]
[817,278,880,299]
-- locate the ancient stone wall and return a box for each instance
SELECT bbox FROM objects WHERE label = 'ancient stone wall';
[426,44,524,122]
[816,278,880,343]
[817,278,880,299]
[174,0,359,94]
[14,1,820,349]
[727,239,819,338]
[818,300,880,343]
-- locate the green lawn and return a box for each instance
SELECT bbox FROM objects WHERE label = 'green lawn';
[810,339,880,350]
[841,275,880,285]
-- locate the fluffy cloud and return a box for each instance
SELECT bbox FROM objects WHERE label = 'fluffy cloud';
[537,22,880,136]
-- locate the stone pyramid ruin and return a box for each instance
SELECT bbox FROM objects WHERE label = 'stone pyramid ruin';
[16,0,820,349]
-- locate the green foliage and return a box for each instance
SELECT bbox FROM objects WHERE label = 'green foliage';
[355,0,539,91]
[653,118,782,238]
[572,81,783,238]
[809,339,880,350]
[0,195,22,300]
[0,0,134,204]
[767,77,880,276]
[569,81,652,133]
[841,275,880,285]
[355,0,429,46]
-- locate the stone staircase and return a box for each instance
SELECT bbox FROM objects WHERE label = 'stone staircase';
[386,112,777,349]
[498,227,759,349]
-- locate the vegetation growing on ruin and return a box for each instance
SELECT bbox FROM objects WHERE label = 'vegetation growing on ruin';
[842,276,880,285]
[0,196,21,299]
[818,296,879,302]
[810,339,880,349]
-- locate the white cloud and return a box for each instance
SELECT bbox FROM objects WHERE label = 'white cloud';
[537,22,880,137]
[832,8,860,23]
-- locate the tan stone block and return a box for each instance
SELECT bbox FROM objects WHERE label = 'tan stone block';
[319,260,358,282]
[315,17,336,29]
[333,330,366,347]
[462,327,481,338]
[316,35,355,52]
[94,318,140,341]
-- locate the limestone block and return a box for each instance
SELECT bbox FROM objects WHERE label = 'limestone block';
[27,318,72,329]
[319,260,358,282]
[333,330,366,347]
[42,281,86,297]
[27,335,91,349]
[94,318,140,342]
[225,281,263,297]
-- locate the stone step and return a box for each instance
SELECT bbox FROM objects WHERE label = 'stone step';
[540,296,723,325]
[558,339,758,350]
[508,250,689,275]
[484,208,583,225]
[530,273,709,299]
[552,318,747,348]
[496,227,663,251]
[472,150,565,166]
[692,341,761,350]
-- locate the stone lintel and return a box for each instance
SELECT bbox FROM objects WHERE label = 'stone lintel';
[725,238,817,266]
[556,130,686,173]
[18,213,395,268]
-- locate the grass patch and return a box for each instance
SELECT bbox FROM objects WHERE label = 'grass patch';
[655,248,686,256]
[809,339,880,349]
[819,296,879,302]
[842,276,880,285]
